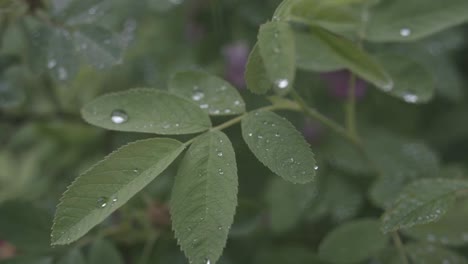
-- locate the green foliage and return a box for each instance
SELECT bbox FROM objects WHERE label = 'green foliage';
[257,21,296,94]
[1,0,468,263]
[81,89,212,134]
[51,138,185,245]
[170,131,238,264]
[381,179,468,233]
[241,110,317,184]
[318,219,388,264]
[169,70,246,115]
[366,0,468,42]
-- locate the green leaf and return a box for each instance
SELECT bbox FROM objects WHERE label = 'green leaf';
[365,0,468,42]
[168,70,246,115]
[73,25,124,69]
[294,31,344,72]
[403,199,468,246]
[322,135,371,175]
[257,21,296,94]
[375,53,435,104]
[245,44,272,95]
[51,138,185,245]
[89,239,124,264]
[57,249,87,264]
[52,0,111,26]
[308,26,393,90]
[318,219,388,264]
[0,202,51,252]
[290,0,361,33]
[81,88,212,135]
[241,110,316,184]
[265,177,317,232]
[381,178,468,233]
[46,28,79,82]
[405,243,468,264]
[170,131,238,264]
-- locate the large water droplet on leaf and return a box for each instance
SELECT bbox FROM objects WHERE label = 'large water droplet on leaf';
[400,28,411,37]
[276,79,289,89]
[110,110,128,124]
[97,197,108,208]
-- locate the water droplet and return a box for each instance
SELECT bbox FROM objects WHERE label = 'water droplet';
[257,135,263,139]
[175,123,180,127]
[200,104,209,109]
[213,110,221,115]
[217,226,222,230]
[58,67,68,80]
[162,123,171,129]
[205,259,211,264]
[217,151,223,157]
[314,166,319,170]
[48,60,57,69]
[234,100,241,106]
[275,133,280,137]
[97,197,108,208]
[289,158,294,162]
[248,133,253,137]
[276,79,289,89]
[111,196,118,204]
[220,86,227,91]
[192,91,205,101]
[218,169,224,175]
[224,109,232,114]
[400,28,411,37]
[111,110,128,124]
[133,168,139,173]
[403,93,418,103]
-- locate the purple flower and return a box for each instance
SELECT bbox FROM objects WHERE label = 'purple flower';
[320,70,367,100]
[302,118,324,145]
[222,41,250,89]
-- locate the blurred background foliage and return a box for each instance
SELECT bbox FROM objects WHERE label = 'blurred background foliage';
[1,0,468,263]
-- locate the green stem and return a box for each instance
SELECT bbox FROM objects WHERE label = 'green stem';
[138,232,158,264]
[345,73,357,138]
[392,232,409,264]
[290,90,359,146]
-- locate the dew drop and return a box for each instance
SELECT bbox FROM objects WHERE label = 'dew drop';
[192,91,205,101]
[97,197,108,208]
[213,110,221,115]
[314,166,319,170]
[47,60,57,69]
[88,7,98,15]
[220,85,227,91]
[200,104,209,109]
[133,168,139,173]
[58,67,68,81]
[111,196,118,204]
[175,123,180,127]
[257,135,263,139]
[234,100,241,106]
[217,226,222,230]
[224,109,232,114]
[205,259,211,264]
[248,133,253,137]
[275,133,280,137]
[403,93,418,103]
[217,151,223,157]
[111,110,128,124]
[276,79,289,89]
[400,28,411,37]
[218,169,224,175]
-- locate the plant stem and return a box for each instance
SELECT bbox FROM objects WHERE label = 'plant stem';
[290,90,360,146]
[392,232,409,264]
[138,232,158,264]
[345,73,358,138]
